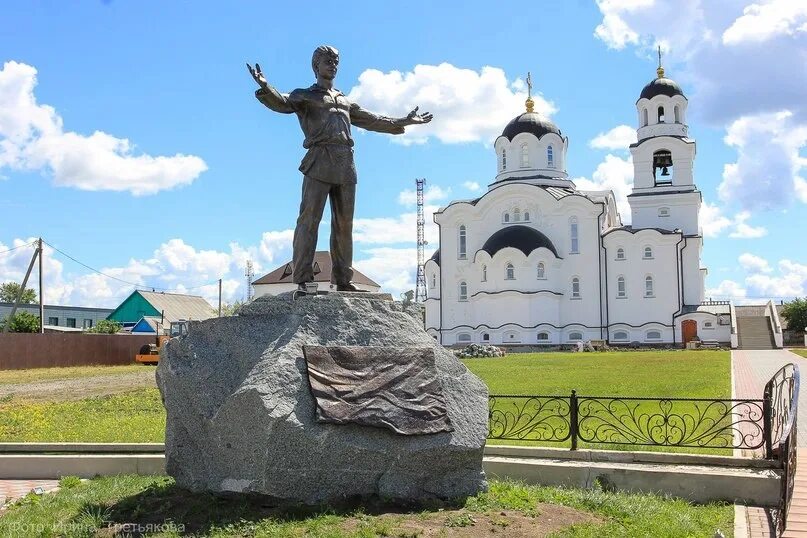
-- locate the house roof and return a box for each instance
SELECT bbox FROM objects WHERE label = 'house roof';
[252,251,380,287]
[136,291,216,322]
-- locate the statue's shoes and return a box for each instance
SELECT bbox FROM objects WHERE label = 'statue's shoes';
[336,282,362,292]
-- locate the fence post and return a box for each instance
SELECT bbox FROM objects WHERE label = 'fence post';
[570,390,579,451]
[763,382,773,459]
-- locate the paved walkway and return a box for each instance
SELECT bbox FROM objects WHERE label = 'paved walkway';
[0,479,60,507]
[733,349,807,537]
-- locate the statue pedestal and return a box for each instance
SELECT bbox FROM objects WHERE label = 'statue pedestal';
[157,293,488,504]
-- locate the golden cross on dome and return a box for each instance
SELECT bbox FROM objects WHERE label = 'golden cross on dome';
[525,71,535,113]
[657,45,665,78]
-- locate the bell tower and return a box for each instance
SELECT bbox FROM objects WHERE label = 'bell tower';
[628,50,700,236]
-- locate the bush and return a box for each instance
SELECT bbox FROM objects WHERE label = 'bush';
[85,320,122,334]
[0,311,40,333]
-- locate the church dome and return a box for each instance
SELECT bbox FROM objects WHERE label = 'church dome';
[481,225,559,258]
[500,112,562,141]
[639,77,684,100]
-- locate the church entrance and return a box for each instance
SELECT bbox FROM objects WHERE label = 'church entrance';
[682,320,698,344]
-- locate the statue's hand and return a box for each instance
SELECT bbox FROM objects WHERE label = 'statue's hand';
[246,63,269,90]
[405,106,433,125]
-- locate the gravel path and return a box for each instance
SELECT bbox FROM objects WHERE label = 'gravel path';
[0,370,158,402]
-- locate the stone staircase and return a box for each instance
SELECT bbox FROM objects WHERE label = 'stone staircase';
[737,316,777,349]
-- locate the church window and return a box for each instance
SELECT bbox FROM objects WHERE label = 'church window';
[520,143,529,167]
[514,208,521,222]
[547,145,555,168]
[674,105,680,123]
[570,217,579,253]
[501,149,507,170]
[617,276,626,298]
[616,248,625,260]
[431,273,436,288]
[568,332,583,341]
[643,246,653,259]
[504,212,510,223]
[459,281,468,301]
[458,225,467,259]
[646,330,662,341]
[658,207,670,217]
[537,332,549,341]
[613,330,628,341]
[505,331,520,342]
[703,321,714,329]
[652,150,673,184]
[457,333,471,343]
[658,106,665,123]
[524,211,530,221]
[537,262,545,279]
[571,277,581,298]
[482,332,490,341]
[645,276,654,297]
[505,263,515,280]
[642,107,649,127]
[481,265,487,282]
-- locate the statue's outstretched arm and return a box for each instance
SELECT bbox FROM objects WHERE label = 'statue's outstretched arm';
[247,62,298,114]
[350,102,432,134]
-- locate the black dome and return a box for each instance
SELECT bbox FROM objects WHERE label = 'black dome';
[501,112,561,141]
[429,249,440,266]
[481,225,559,258]
[639,77,684,100]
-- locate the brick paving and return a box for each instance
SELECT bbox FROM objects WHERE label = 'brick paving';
[733,350,807,537]
[0,479,60,507]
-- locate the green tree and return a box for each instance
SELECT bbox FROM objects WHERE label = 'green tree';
[0,311,41,333]
[219,301,244,316]
[0,282,37,304]
[85,320,123,334]
[781,298,807,332]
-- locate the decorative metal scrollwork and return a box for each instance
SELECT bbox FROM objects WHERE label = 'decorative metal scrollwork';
[575,397,765,449]
[488,396,571,442]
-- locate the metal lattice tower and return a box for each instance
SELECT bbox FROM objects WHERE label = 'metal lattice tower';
[415,178,428,303]
[245,260,254,301]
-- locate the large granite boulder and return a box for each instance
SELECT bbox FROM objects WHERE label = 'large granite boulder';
[156,293,488,504]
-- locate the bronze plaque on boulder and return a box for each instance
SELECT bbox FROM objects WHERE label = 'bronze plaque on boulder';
[302,346,453,435]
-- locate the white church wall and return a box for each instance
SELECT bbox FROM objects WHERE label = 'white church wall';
[629,192,700,235]
[681,238,705,305]
[637,94,688,141]
[630,137,695,191]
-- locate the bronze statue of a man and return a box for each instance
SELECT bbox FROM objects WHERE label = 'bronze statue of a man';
[248,45,433,292]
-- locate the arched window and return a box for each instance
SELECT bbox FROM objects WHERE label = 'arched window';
[646,330,662,340]
[504,212,510,223]
[643,246,653,259]
[547,145,555,168]
[645,276,654,297]
[482,332,490,341]
[570,217,579,253]
[537,332,550,341]
[458,225,467,259]
[506,263,515,280]
[481,265,487,282]
[431,273,436,288]
[514,207,521,222]
[457,333,472,343]
[613,330,629,341]
[459,281,468,301]
[642,108,648,126]
[571,277,581,298]
[617,276,626,298]
[652,149,673,183]
[616,248,625,260]
[524,211,530,221]
[537,262,545,279]
[658,105,665,123]
[501,149,507,171]
[520,143,529,167]
[569,332,583,341]
[674,105,680,123]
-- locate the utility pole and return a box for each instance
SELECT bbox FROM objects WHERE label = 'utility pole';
[38,238,44,333]
[415,178,428,303]
[218,278,222,317]
[3,242,40,334]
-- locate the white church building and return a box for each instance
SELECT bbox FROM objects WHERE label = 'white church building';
[425,64,734,347]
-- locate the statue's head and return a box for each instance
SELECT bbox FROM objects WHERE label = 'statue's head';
[312,45,339,81]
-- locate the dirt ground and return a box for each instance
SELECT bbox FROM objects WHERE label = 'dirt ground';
[0,370,157,402]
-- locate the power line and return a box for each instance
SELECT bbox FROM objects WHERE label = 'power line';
[0,240,37,256]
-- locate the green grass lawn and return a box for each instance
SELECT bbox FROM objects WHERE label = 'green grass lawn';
[0,364,148,385]
[790,349,807,360]
[0,476,734,537]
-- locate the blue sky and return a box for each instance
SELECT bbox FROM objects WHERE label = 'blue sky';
[0,0,805,307]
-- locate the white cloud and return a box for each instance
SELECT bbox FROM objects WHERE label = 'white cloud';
[353,247,418,299]
[463,181,482,192]
[589,125,636,151]
[574,154,634,221]
[722,1,807,45]
[397,185,451,206]
[354,205,440,246]
[705,279,748,301]
[0,61,207,195]
[700,201,733,238]
[708,256,807,302]
[739,252,772,273]
[347,63,555,145]
[727,211,768,239]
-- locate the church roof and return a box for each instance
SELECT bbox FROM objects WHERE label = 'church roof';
[428,249,440,266]
[481,225,559,258]
[639,77,685,100]
[500,112,562,141]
